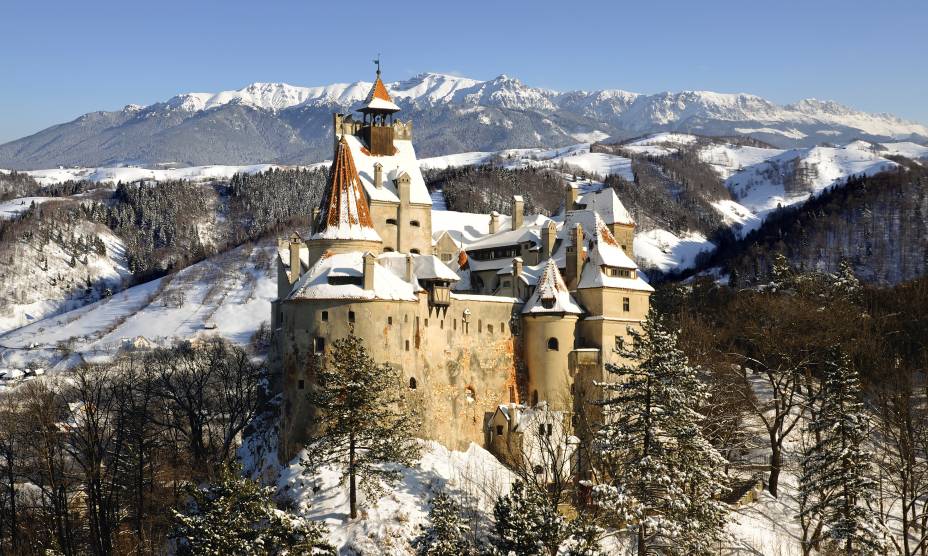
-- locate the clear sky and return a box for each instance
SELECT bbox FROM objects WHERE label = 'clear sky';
[2,0,926,143]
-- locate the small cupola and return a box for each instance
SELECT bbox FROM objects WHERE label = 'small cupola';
[357,60,400,156]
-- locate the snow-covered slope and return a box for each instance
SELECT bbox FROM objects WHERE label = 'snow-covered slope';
[21,162,325,186]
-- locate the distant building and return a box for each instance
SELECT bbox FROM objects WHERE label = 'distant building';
[270,68,653,462]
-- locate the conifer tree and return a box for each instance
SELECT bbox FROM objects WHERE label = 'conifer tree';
[798,352,884,555]
[592,309,729,555]
[171,463,333,555]
[302,335,420,519]
[413,492,475,556]
[489,480,568,556]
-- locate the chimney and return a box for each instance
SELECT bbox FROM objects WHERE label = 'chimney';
[489,211,500,235]
[542,220,557,260]
[289,233,302,284]
[311,208,320,234]
[565,223,584,290]
[405,253,415,283]
[512,257,523,298]
[363,252,376,290]
[396,172,411,204]
[373,162,383,189]
[511,195,524,230]
[565,184,578,212]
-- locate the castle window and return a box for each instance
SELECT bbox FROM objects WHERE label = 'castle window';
[623,297,630,312]
[496,425,504,436]
[410,220,421,227]
[388,316,393,325]
[384,247,394,252]
[441,253,453,262]
[409,377,417,389]
[440,320,444,330]
[405,340,410,351]
[478,319,482,333]
[298,379,305,390]
[321,311,328,322]
[405,314,409,323]
[501,323,506,334]
[313,337,325,355]
[453,319,457,331]
[488,324,494,334]
[410,248,420,254]
[424,318,429,327]
[547,337,559,351]
[386,218,397,225]
[348,310,355,323]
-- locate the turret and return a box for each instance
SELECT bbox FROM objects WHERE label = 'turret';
[357,63,400,156]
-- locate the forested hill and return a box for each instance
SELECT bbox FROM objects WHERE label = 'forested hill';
[691,160,928,285]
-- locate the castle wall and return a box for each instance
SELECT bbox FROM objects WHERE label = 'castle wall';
[610,223,635,255]
[277,293,520,461]
[368,201,433,255]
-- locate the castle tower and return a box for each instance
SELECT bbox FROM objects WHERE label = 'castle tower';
[521,259,583,411]
[357,65,401,156]
[307,136,383,264]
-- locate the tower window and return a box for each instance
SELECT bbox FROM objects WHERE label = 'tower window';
[321,311,328,322]
[547,337,559,351]
[496,425,504,436]
[313,337,325,355]
[623,297,630,312]
[384,247,394,252]
[409,377,417,389]
[453,319,457,331]
[405,340,410,351]
[478,320,482,333]
[410,248,420,254]
[388,316,393,325]
[410,220,421,227]
[348,310,356,323]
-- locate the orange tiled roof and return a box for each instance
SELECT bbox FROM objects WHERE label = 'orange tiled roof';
[316,137,377,235]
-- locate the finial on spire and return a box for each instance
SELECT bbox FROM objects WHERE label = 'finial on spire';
[373,55,381,77]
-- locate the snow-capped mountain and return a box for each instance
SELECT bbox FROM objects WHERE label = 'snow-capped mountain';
[1,72,926,169]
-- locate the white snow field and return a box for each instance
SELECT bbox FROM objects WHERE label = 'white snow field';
[18,162,328,187]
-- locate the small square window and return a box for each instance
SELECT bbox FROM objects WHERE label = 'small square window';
[348,310,356,323]
[313,337,325,355]
[488,324,494,334]
[321,311,328,321]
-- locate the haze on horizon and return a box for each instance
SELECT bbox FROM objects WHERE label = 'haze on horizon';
[2,0,926,144]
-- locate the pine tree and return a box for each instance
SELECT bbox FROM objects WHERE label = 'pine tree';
[171,463,333,555]
[302,335,421,519]
[489,481,569,556]
[413,492,475,556]
[592,309,729,555]
[798,352,884,555]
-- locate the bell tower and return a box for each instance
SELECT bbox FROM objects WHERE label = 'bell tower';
[357,60,401,156]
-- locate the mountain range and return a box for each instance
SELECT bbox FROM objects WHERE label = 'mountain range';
[1,72,927,169]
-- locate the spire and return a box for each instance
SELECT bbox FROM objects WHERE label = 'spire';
[313,137,381,242]
[522,259,583,315]
[359,63,400,114]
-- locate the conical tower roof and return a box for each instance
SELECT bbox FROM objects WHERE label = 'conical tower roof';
[359,74,400,113]
[522,259,583,315]
[313,136,382,241]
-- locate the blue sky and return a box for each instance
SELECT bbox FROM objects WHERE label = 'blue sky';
[2,0,926,143]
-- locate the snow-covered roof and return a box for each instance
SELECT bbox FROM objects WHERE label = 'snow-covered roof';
[494,403,564,432]
[359,75,401,113]
[288,251,417,301]
[521,259,583,315]
[495,260,546,286]
[312,137,382,242]
[466,226,540,252]
[575,188,634,225]
[341,134,432,205]
[578,265,655,292]
[376,252,460,282]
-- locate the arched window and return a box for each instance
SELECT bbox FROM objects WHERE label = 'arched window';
[409,377,417,390]
[547,337,559,351]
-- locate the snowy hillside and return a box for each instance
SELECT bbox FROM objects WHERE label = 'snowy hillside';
[17,162,326,187]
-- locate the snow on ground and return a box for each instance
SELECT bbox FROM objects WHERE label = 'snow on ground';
[0,242,277,373]
[634,229,715,273]
[712,199,763,236]
[878,141,928,160]
[734,127,807,140]
[699,144,787,180]
[22,162,328,186]
[420,143,634,180]
[0,196,54,219]
[278,440,515,555]
[419,151,496,171]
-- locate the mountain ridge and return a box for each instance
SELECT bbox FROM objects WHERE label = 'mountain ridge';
[2,72,926,169]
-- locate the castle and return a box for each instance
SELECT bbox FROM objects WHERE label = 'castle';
[270,69,653,462]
